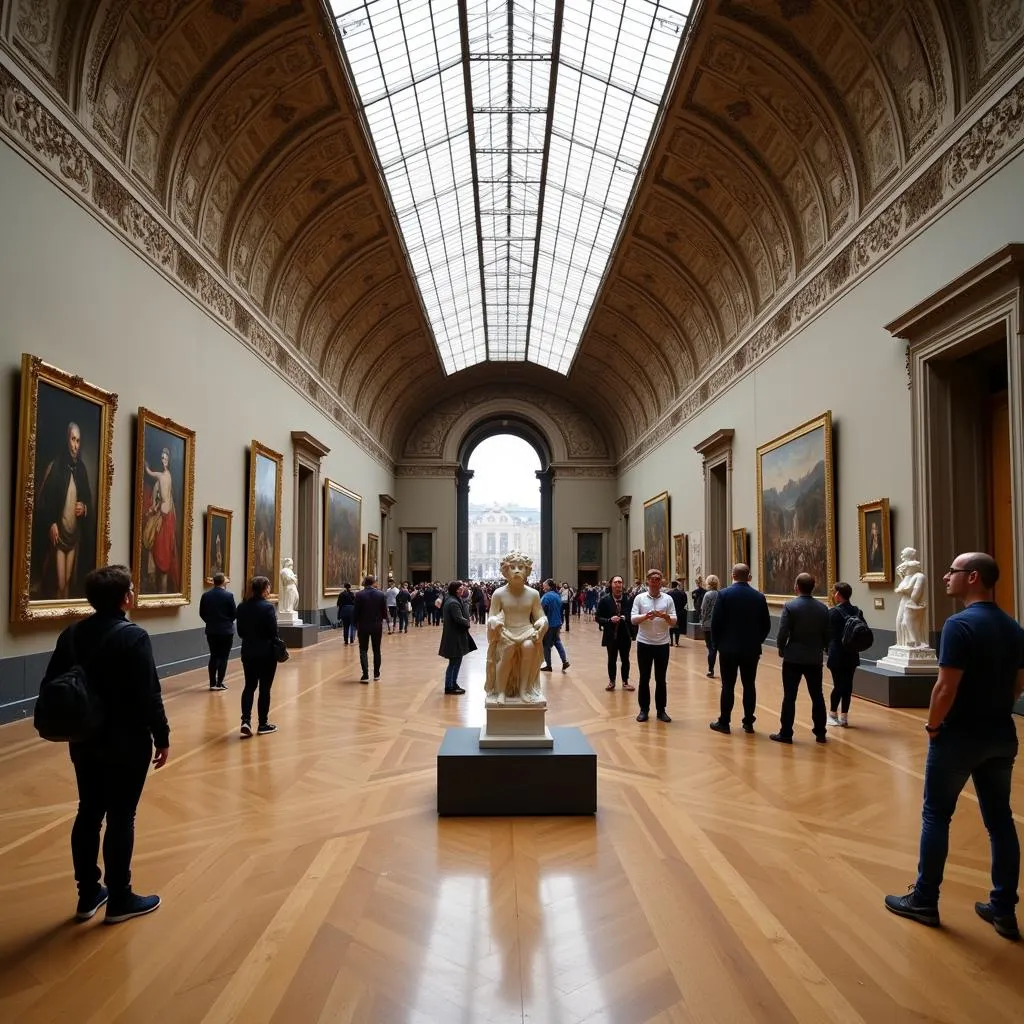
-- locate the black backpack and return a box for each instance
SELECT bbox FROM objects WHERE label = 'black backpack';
[841,611,874,653]
[34,620,130,742]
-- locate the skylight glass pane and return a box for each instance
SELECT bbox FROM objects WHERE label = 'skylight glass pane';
[332,0,691,376]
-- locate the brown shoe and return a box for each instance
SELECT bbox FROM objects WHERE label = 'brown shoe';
[622,682,636,691]
[605,682,616,691]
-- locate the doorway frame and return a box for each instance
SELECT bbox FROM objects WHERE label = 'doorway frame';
[290,431,330,620]
[694,429,734,583]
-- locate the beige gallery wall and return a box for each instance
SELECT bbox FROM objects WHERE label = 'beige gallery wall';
[0,143,392,658]
[619,150,1024,628]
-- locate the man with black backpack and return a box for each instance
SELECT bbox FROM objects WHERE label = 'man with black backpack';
[827,581,872,727]
[37,565,170,924]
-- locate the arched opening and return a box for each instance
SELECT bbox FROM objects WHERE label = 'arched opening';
[457,418,552,580]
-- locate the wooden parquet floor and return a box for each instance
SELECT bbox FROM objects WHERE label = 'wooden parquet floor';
[1,621,1022,1023]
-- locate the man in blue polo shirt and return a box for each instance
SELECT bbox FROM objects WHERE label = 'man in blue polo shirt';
[885,552,1024,939]
[540,578,569,672]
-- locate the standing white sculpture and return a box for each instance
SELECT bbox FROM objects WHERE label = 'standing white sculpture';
[278,557,300,624]
[877,546,938,674]
[480,551,553,748]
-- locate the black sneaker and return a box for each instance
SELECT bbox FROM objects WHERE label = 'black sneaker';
[975,902,1021,940]
[75,886,108,921]
[105,892,161,924]
[636,711,649,722]
[540,665,552,672]
[769,733,793,744]
[240,722,253,738]
[447,686,466,695]
[360,675,369,683]
[373,674,380,681]
[884,887,940,927]
[742,723,755,734]
[709,720,730,735]
[561,662,570,672]
[257,723,278,735]
[656,711,672,723]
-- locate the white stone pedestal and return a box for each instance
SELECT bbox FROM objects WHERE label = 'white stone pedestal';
[479,698,553,749]
[876,644,939,675]
[277,610,301,626]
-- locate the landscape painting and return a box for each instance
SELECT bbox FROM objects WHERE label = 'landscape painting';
[643,492,670,578]
[756,412,835,602]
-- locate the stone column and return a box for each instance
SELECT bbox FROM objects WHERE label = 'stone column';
[456,468,474,579]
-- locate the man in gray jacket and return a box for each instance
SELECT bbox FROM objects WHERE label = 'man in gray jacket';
[772,572,830,744]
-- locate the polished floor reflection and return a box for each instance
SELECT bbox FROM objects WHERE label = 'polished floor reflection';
[1,622,1022,1022]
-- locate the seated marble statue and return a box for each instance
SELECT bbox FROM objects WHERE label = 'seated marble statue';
[279,557,299,616]
[894,547,928,648]
[485,551,548,704]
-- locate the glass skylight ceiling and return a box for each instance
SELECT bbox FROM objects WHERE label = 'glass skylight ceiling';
[331,0,692,375]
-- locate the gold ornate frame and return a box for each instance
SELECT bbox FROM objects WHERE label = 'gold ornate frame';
[131,407,195,608]
[245,440,284,599]
[673,533,688,584]
[643,491,670,578]
[11,354,117,622]
[631,548,644,585]
[366,532,379,581]
[756,411,835,603]
[204,505,233,586]
[857,497,893,584]
[323,480,361,597]
[731,528,749,566]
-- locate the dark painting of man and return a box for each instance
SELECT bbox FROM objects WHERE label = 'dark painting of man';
[865,513,884,573]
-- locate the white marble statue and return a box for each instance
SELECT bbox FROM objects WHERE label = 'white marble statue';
[485,551,548,704]
[893,547,928,648]
[279,557,299,617]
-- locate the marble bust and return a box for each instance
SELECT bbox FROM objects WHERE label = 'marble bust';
[485,551,548,704]
[279,557,299,617]
[893,547,928,648]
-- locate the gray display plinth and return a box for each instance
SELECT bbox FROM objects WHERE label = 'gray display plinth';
[279,623,319,648]
[437,726,596,816]
[853,664,936,708]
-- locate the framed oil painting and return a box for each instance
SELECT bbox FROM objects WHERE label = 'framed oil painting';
[11,355,116,622]
[204,506,232,585]
[756,411,835,602]
[631,548,644,585]
[131,408,195,607]
[366,532,379,581]
[673,533,688,585]
[643,491,670,577]
[246,440,283,598]
[324,480,361,596]
[858,498,892,583]
[731,528,749,566]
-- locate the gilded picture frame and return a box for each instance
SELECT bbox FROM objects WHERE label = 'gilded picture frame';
[756,411,835,603]
[246,440,283,599]
[858,498,893,584]
[631,548,644,585]
[11,354,117,622]
[643,491,670,578]
[323,480,361,596]
[204,505,232,586]
[366,532,379,581]
[731,528,749,567]
[131,407,195,608]
[673,533,688,585]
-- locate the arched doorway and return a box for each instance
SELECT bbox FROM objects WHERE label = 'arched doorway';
[457,417,553,580]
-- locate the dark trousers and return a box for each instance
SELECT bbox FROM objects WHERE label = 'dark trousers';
[704,631,717,674]
[444,654,463,691]
[829,665,854,713]
[241,655,278,726]
[339,607,355,643]
[915,726,1019,912]
[387,607,397,632]
[636,642,670,713]
[206,633,232,686]
[779,662,827,738]
[561,604,570,631]
[398,608,409,632]
[71,749,151,897]
[358,628,382,677]
[606,636,632,683]
[718,654,759,727]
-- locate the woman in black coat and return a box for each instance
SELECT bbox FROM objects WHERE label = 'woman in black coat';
[439,581,477,694]
[826,581,862,728]
[235,576,281,737]
[336,582,355,644]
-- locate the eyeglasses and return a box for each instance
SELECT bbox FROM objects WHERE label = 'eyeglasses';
[944,568,969,576]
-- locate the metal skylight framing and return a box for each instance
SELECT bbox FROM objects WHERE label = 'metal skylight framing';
[331,0,691,375]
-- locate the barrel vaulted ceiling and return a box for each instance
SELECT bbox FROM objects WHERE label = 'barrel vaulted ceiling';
[2,0,1022,461]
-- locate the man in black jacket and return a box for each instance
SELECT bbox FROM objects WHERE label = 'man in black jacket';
[41,564,170,924]
[667,580,689,646]
[596,576,635,692]
[353,575,388,682]
[199,572,236,690]
[772,573,830,743]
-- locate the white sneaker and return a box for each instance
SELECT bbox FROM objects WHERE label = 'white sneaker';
[826,713,840,727]
[839,714,849,727]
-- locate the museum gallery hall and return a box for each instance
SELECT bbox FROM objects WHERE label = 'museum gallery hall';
[1,1,1023,1022]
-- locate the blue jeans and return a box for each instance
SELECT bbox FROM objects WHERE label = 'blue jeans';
[543,627,567,667]
[444,654,463,691]
[915,725,1019,912]
[340,608,354,643]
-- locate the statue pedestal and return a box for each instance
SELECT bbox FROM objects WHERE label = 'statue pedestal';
[277,610,301,626]
[876,644,939,675]
[479,698,553,749]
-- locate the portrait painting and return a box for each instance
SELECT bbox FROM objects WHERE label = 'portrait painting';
[366,533,379,581]
[132,408,195,607]
[858,498,892,583]
[673,533,687,585]
[643,492,670,577]
[11,354,116,622]
[756,411,835,602]
[246,441,283,598]
[731,528,749,567]
[631,548,644,585]
[323,480,361,596]
[688,531,704,583]
[204,506,232,585]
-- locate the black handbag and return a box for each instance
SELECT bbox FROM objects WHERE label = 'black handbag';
[272,636,289,663]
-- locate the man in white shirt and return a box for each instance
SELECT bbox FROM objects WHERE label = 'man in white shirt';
[385,582,399,634]
[631,568,677,723]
